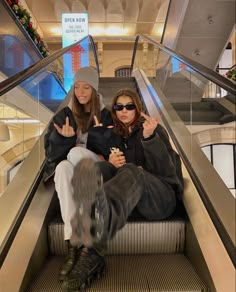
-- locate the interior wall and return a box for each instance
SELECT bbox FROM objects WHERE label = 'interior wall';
[230,28,236,65]
[188,123,236,146]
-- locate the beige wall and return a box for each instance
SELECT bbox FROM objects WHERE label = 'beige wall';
[231,28,236,65]
[97,43,160,77]
[188,123,236,147]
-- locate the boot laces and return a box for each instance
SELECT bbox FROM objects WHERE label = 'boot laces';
[72,247,101,276]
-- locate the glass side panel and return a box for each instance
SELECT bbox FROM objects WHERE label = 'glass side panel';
[132,35,235,196]
[0,0,43,78]
[0,35,97,195]
[0,99,45,197]
[134,35,235,126]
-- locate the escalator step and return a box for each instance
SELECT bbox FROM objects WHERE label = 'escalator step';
[27,254,208,291]
[48,220,185,256]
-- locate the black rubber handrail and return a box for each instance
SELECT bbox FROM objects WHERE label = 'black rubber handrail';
[0,34,100,96]
[217,64,236,71]
[160,0,172,44]
[131,35,236,96]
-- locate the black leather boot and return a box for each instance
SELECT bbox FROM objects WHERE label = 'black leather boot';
[62,246,106,291]
[59,242,78,281]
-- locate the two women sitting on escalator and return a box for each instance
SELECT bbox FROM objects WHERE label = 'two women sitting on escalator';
[57,88,183,291]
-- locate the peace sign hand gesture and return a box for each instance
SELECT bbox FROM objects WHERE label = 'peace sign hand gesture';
[54,116,75,137]
[141,112,160,139]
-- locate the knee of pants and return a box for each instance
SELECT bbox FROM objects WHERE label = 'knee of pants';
[67,147,98,166]
[68,147,85,162]
[97,161,117,182]
[55,160,73,181]
[118,163,143,177]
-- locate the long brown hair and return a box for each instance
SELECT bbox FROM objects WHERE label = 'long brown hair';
[72,87,101,133]
[111,88,142,137]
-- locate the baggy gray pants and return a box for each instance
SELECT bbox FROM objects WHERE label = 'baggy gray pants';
[98,161,176,240]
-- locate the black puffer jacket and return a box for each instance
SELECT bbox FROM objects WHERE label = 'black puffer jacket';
[44,106,112,180]
[87,124,184,199]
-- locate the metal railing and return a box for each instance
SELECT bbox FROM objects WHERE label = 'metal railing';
[131,35,236,96]
[0,35,100,96]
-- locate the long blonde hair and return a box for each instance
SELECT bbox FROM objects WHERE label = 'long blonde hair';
[111,88,142,137]
[72,87,101,133]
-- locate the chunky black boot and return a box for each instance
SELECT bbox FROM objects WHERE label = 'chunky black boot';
[70,158,109,247]
[62,247,106,291]
[59,242,79,281]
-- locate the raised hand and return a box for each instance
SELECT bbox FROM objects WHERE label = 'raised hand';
[93,115,103,127]
[141,112,160,139]
[54,116,75,137]
[109,148,126,168]
[93,115,114,128]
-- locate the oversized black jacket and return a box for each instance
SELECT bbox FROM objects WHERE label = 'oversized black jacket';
[44,106,112,178]
[87,123,184,199]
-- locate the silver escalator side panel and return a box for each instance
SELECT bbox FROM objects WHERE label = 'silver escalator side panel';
[133,68,235,292]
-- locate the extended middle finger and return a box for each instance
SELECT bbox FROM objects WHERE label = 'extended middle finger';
[141,112,153,122]
[63,125,71,136]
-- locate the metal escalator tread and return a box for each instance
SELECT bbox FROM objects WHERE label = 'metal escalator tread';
[48,220,185,256]
[27,254,208,291]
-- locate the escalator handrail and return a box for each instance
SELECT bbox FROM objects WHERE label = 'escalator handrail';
[131,35,236,96]
[134,68,235,266]
[0,34,100,96]
[90,35,100,75]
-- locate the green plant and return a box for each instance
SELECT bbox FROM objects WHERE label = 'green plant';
[225,67,236,82]
[6,0,49,57]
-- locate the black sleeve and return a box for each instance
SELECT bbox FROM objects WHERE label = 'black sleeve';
[142,133,176,178]
[87,126,113,160]
[142,125,184,198]
[44,108,77,163]
[100,108,113,127]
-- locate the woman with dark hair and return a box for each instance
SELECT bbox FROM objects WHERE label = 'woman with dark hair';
[61,88,183,291]
[44,66,112,281]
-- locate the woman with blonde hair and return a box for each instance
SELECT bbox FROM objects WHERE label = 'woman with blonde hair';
[44,66,112,281]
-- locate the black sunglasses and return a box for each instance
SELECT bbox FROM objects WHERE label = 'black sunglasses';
[113,104,136,111]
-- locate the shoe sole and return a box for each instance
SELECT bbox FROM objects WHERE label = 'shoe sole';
[72,158,105,247]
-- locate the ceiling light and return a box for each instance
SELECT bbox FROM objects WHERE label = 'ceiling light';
[208,16,214,24]
[106,26,128,36]
[50,27,62,35]
[2,119,40,124]
[89,26,104,36]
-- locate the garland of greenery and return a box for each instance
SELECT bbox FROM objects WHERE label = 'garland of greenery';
[225,66,236,82]
[6,0,49,57]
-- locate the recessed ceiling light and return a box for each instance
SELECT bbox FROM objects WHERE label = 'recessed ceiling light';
[2,119,40,124]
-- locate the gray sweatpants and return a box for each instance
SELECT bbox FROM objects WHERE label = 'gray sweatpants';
[98,161,176,240]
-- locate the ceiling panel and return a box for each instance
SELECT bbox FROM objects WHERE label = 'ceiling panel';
[24,0,170,42]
